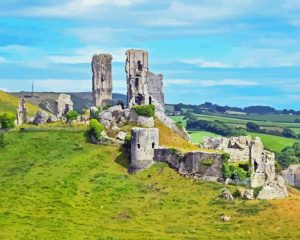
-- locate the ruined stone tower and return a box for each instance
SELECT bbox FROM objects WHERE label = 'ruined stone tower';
[92,54,113,107]
[16,97,27,126]
[126,49,164,111]
[130,128,159,173]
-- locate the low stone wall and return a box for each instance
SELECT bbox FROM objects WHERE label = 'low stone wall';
[154,148,223,181]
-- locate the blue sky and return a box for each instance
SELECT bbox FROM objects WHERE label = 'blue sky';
[1,0,300,109]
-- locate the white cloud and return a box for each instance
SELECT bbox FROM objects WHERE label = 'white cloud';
[48,46,128,64]
[0,56,6,63]
[166,79,259,87]
[29,79,127,93]
[180,58,231,68]
[199,79,259,87]
[238,48,300,68]
[20,0,146,18]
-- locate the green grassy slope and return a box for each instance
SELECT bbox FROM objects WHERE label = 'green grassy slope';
[1,130,300,239]
[0,91,41,116]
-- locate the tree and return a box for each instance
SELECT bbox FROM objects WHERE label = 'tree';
[66,110,79,124]
[282,128,297,139]
[0,112,16,129]
[246,122,261,132]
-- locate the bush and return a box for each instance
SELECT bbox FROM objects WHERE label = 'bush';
[186,119,247,137]
[282,128,297,139]
[222,153,248,181]
[0,112,16,129]
[89,119,105,141]
[246,122,260,132]
[66,110,79,123]
[124,134,131,148]
[132,105,155,117]
[278,142,300,169]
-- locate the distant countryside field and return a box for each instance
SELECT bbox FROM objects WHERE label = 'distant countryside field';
[170,114,300,153]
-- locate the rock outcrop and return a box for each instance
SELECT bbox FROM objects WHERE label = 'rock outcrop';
[33,111,49,125]
[55,94,73,118]
[282,164,300,187]
[221,188,234,200]
[257,176,288,200]
[97,105,154,129]
[92,54,113,107]
[16,97,27,126]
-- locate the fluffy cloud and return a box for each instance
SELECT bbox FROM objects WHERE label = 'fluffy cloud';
[180,58,230,68]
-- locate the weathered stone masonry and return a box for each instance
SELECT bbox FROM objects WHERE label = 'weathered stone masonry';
[92,54,113,107]
[125,49,164,111]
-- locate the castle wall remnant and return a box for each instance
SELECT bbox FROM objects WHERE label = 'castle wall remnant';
[130,127,159,173]
[92,54,113,107]
[55,94,73,118]
[16,97,27,126]
[125,49,164,111]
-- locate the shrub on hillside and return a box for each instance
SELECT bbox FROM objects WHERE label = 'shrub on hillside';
[222,153,249,181]
[89,119,105,141]
[246,122,261,132]
[278,142,300,169]
[186,119,247,137]
[132,105,155,117]
[0,112,16,129]
[282,128,297,139]
[66,110,79,123]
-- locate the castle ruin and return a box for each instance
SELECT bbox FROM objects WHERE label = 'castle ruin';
[129,127,159,173]
[125,50,164,111]
[16,97,27,126]
[92,54,113,107]
[55,94,73,118]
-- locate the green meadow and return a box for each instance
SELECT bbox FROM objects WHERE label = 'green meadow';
[1,130,300,239]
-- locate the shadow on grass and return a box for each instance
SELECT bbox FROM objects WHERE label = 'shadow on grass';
[115,148,130,169]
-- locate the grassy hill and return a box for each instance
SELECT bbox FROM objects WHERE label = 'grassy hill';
[0,91,41,116]
[1,130,300,239]
[11,92,127,114]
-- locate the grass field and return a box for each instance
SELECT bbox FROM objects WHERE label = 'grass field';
[170,115,300,153]
[248,132,299,153]
[1,130,300,239]
[0,91,41,116]
[188,130,220,144]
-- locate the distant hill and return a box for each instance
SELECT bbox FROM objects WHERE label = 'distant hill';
[0,90,41,116]
[10,92,127,114]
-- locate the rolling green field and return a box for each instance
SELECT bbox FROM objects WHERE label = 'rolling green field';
[188,130,219,143]
[170,115,300,153]
[1,130,300,239]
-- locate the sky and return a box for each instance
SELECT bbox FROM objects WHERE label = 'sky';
[1,0,300,109]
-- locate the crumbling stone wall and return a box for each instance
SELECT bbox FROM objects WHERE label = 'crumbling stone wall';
[16,97,27,126]
[92,54,113,107]
[125,49,164,111]
[129,128,159,173]
[154,148,223,181]
[54,94,73,118]
[282,164,300,187]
